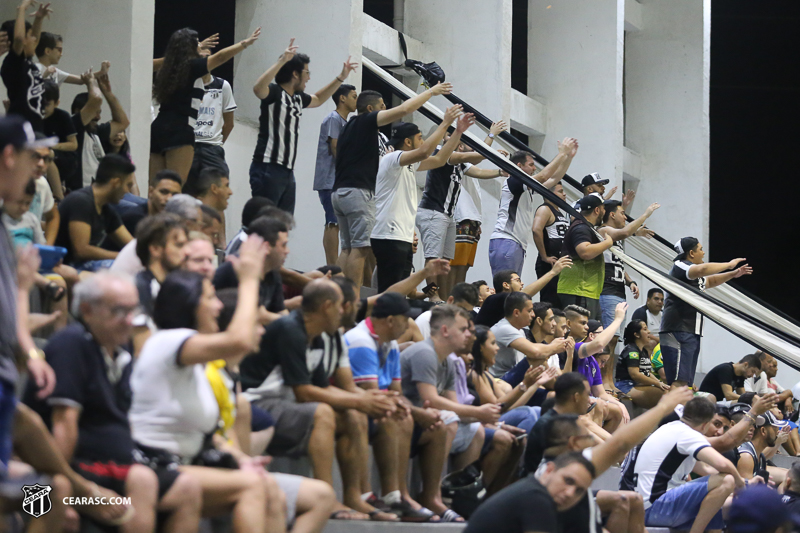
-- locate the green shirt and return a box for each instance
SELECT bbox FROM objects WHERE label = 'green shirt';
[556,219,604,299]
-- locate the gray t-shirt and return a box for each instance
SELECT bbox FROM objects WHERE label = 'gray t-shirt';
[489,318,525,377]
[400,339,455,407]
[0,216,19,386]
[313,111,347,191]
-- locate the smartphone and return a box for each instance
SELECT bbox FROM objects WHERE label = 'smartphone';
[422,282,439,294]
[587,402,597,414]
[515,432,527,441]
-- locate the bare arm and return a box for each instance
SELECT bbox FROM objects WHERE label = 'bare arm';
[365,259,451,311]
[719,383,739,403]
[531,205,556,262]
[330,137,338,158]
[705,264,752,289]
[737,453,755,480]
[26,2,50,58]
[111,225,133,248]
[53,134,77,153]
[308,57,358,109]
[417,111,473,170]
[417,382,499,424]
[398,107,457,167]
[69,221,117,261]
[696,446,746,488]
[599,203,660,241]
[509,337,566,362]
[464,166,503,180]
[221,111,235,143]
[50,405,80,462]
[575,234,614,261]
[708,393,777,451]
[253,37,296,99]
[95,67,130,137]
[43,206,59,245]
[376,82,453,128]
[523,256,572,297]
[79,72,104,127]
[629,366,667,389]
[687,258,747,280]
[532,138,577,188]
[577,303,627,358]
[207,27,260,72]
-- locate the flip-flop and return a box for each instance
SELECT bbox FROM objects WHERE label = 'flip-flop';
[439,509,465,522]
[368,509,400,522]
[329,509,370,521]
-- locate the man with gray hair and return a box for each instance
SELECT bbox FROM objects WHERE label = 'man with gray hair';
[110,194,202,276]
[28,271,203,532]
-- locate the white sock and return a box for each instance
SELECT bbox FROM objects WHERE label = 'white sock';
[383,490,402,505]
[361,492,373,502]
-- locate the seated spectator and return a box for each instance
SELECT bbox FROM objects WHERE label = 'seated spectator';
[195,167,232,238]
[472,279,494,308]
[746,350,795,413]
[54,154,134,270]
[729,485,797,533]
[200,203,224,249]
[490,292,568,377]
[699,354,762,404]
[41,80,76,201]
[737,410,788,482]
[25,134,61,247]
[631,287,664,343]
[400,305,503,521]
[782,462,800,515]
[183,232,217,280]
[465,452,596,533]
[627,397,747,533]
[615,319,670,408]
[30,272,202,532]
[130,239,300,533]
[239,279,398,521]
[345,293,444,521]
[118,169,183,235]
[225,196,275,256]
[214,216,289,324]
[68,63,129,191]
[415,282,480,338]
[111,193,201,276]
[33,31,82,86]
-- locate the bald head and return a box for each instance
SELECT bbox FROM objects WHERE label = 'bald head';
[302,279,344,334]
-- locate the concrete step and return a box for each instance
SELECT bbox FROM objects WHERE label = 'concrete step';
[324,522,465,533]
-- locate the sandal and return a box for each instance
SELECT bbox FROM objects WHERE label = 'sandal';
[45,281,66,302]
[387,500,440,522]
[368,509,400,521]
[439,509,465,522]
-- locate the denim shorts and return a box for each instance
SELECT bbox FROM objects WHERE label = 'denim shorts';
[317,190,337,226]
[616,379,636,394]
[72,259,116,272]
[660,331,702,385]
[488,238,525,276]
[600,294,626,336]
[645,476,724,530]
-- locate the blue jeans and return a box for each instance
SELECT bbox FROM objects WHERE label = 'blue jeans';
[488,238,525,276]
[661,331,702,385]
[599,294,626,332]
[0,380,17,475]
[72,259,115,272]
[249,161,296,214]
[645,476,724,530]
[500,406,541,434]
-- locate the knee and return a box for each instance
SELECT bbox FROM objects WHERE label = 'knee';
[446,421,458,439]
[313,403,336,430]
[126,465,159,501]
[307,478,336,507]
[51,473,72,500]
[492,429,513,453]
[263,474,286,508]
[345,409,368,433]
[613,491,631,513]
[720,474,736,493]
[169,472,203,509]
[473,424,486,447]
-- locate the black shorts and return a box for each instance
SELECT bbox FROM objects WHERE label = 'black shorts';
[150,112,195,154]
[73,459,179,499]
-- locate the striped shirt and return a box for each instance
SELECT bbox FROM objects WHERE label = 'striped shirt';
[418,147,472,217]
[252,83,312,170]
[490,175,537,250]
[345,319,401,390]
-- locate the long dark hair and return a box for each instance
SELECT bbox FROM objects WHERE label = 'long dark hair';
[622,319,646,347]
[471,325,493,375]
[153,28,200,103]
[153,270,205,330]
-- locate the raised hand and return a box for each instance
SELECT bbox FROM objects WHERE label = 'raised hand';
[644,202,660,217]
[552,255,572,275]
[605,185,618,198]
[442,104,462,125]
[339,55,359,79]
[424,258,451,277]
[199,33,220,51]
[241,27,261,48]
[456,112,475,133]
[622,189,636,209]
[727,258,746,270]
[429,82,453,96]
[490,120,508,136]
[751,392,778,415]
[80,67,95,86]
[635,226,655,239]
[558,137,578,158]
[536,367,560,387]
[33,2,52,19]
[523,365,545,388]
[614,302,628,320]
[732,264,753,278]
[280,38,298,63]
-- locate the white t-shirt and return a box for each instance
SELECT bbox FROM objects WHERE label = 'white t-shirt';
[489,318,525,377]
[80,130,105,188]
[30,176,54,220]
[129,328,220,458]
[633,420,710,508]
[194,76,236,146]
[490,175,537,250]
[547,354,560,370]
[415,310,432,340]
[34,61,70,86]
[455,174,482,223]
[371,151,420,243]
[109,239,144,276]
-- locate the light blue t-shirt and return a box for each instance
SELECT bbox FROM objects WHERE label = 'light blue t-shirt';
[344,319,401,390]
[313,111,347,191]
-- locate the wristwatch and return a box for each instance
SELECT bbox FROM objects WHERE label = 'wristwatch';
[28,347,45,361]
[519,382,528,392]
[488,133,495,139]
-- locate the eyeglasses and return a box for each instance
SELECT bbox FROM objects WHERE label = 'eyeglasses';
[30,152,54,163]
[99,303,142,320]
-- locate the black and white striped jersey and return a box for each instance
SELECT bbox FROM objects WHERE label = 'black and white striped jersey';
[418,147,472,217]
[252,83,312,170]
[490,175,536,249]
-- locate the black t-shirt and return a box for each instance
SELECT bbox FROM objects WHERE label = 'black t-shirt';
[119,202,148,236]
[55,186,123,264]
[474,292,509,327]
[464,475,559,533]
[600,241,625,298]
[213,262,285,314]
[156,57,208,120]
[536,203,569,262]
[43,108,77,143]
[562,219,598,257]
[334,111,381,191]
[615,342,652,382]
[782,490,800,516]
[135,269,158,319]
[239,310,331,395]
[699,362,743,401]
[661,259,706,335]
[524,408,559,474]
[24,323,134,463]
[1,48,44,132]
[418,150,467,216]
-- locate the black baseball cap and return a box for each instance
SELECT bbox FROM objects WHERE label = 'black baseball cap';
[673,236,700,261]
[371,292,412,318]
[575,193,604,212]
[581,172,609,188]
[587,320,602,334]
[0,115,57,151]
[389,122,421,148]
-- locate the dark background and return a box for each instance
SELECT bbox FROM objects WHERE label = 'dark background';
[152,0,798,320]
[710,1,799,320]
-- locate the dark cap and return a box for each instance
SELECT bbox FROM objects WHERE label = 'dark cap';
[581,172,609,188]
[576,193,604,212]
[728,485,799,533]
[587,320,602,335]
[389,122,421,148]
[673,236,699,261]
[738,391,756,406]
[0,115,57,151]
[371,292,411,318]
[759,410,790,430]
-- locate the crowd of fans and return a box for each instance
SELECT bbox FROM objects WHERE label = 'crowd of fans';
[2,3,799,533]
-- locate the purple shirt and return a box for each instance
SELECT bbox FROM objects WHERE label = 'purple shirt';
[448,353,475,405]
[574,342,603,388]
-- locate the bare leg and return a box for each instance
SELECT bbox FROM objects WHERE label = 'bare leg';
[234,394,252,459]
[149,153,166,187]
[372,417,401,495]
[596,490,631,533]
[250,427,275,456]
[343,247,369,299]
[323,225,340,266]
[157,472,202,533]
[335,409,386,517]
[451,424,484,471]
[625,491,646,533]
[362,249,376,289]
[603,401,623,433]
[307,404,337,484]
[336,249,350,270]
[628,386,667,409]
[120,464,158,533]
[688,474,735,533]
[292,477,337,533]
[480,429,513,492]
[417,422,456,514]
[46,160,64,201]
[27,474,70,533]
[164,145,196,185]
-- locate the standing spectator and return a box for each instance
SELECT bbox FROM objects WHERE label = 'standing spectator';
[615,319,670,408]
[660,236,753,387]
[419,121,507,296]
[488,139,577,276]
[372,107,469,293]
[333,82,452,296]
[1,1,50,131]
[532,182,570,309]
[33,31,82,86]
[313,83,356,265]
[69,63,130,191]
[38,272,203,533]
[556,193,613,320]
[55,154,134,270]
[631,287,664,342]
[251,38,357,213]
[118,169,183,235]
[151,27,261,184]
[699,354,762,403]
[184,51,237,196]
[41,80,76,200]
[195,167,232,236]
